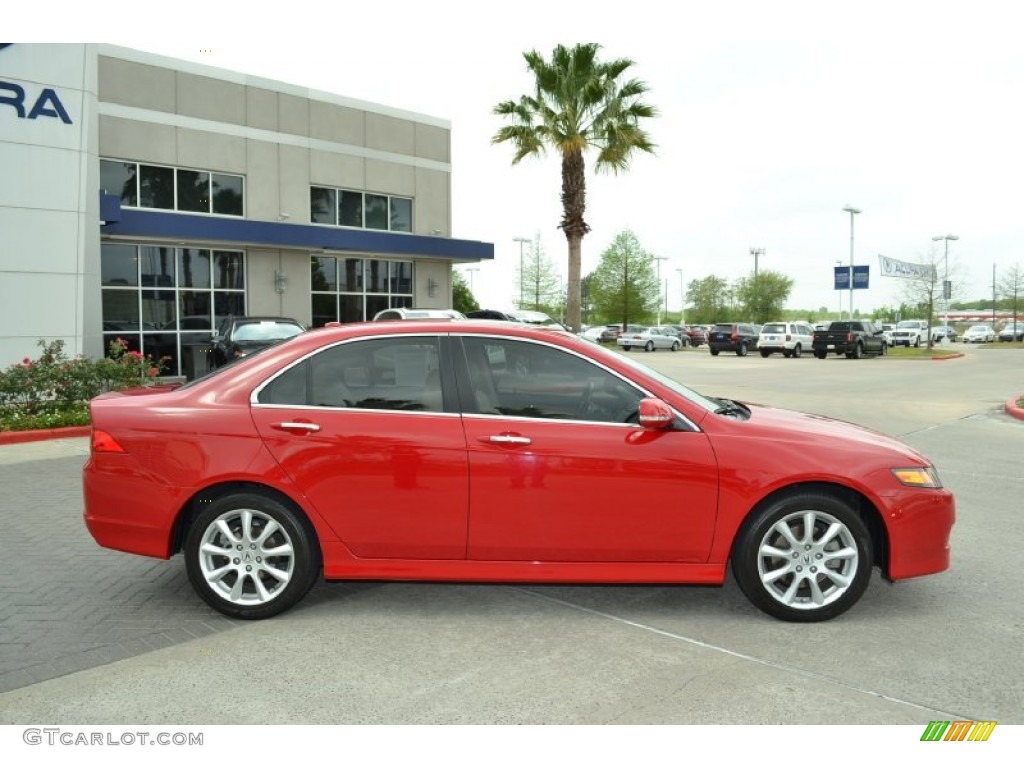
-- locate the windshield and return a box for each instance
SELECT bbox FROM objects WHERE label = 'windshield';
[896,321,922,329]
[762,323,786,333]
[610,349,722,414]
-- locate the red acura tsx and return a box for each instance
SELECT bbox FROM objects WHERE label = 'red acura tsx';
[83,320,954,622]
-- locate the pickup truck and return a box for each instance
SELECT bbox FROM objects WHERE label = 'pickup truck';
[812,321,888,359]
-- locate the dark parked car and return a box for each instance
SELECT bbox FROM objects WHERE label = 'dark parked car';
[83,319,954,623]
[465,309,521,322]
[708,323,760,356]
[208,316,305,368]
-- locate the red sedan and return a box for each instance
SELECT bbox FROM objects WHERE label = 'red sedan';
[83,320,954,622]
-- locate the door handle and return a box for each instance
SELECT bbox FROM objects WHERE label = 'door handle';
[483,434,531,445]
[272,422,322,433]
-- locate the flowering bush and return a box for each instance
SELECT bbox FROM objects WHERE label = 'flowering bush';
[0,339,168,432]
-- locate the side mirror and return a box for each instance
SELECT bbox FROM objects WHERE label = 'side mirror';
[637,397,675,429]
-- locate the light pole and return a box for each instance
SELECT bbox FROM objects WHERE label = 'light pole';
[465,268,478,294]
[834,260,844,320]
[513,237,530,309]
[676,268,685,325]
[749,247,765,280]
[653,256,668,325]
[842,205,861,319]
[932,234,958,333]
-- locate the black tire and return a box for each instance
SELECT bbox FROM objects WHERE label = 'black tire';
[913,337,920,348]
[185,492,321,620]
[737,343,748,357]
[792,344,802,358]
[645,341,654,352]
[782,350,792,358]
[710,349,720,356]
[760,350,771,358]
[851,342,862,360]
[622,345,631,352]
[731,491,873,622]
[814,350,827,359]
[878,342,888,357]
[671,341,680,351]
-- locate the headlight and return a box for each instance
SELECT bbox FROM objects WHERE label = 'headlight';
[891,466,942,488]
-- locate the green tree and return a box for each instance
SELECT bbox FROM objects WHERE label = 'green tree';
[493,43,657,333]
[452,271,479,314]
[733,270,795,324]
[685,275,733,324]
[517,234,563,314]
[588,230,660,328]
[998,263,1023,323]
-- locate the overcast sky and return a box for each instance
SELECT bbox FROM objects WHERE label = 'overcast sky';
[24,0,1024,316]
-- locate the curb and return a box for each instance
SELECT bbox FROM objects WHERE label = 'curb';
[1006,396,1024,422]
[0,425,91,446]
[931,352,965,361]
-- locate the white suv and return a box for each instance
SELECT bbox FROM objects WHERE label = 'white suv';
[891,320,929,347]
[758,321,814,358]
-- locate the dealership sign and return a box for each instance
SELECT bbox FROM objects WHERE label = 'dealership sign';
[0,44,73,124]
[834,265,870,290]
[879,254,936,281]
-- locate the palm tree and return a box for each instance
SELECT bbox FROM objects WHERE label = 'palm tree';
[493,43,657,332]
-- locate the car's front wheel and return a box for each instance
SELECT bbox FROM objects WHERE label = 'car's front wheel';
[645,341,655,352]
[731,491,873,622]
[185,492,321,620]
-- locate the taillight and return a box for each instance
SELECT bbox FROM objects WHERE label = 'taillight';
[731,332,738,341]
[847,333,854,342]
[91,429,126,454]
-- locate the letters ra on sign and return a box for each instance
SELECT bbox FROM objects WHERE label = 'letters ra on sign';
[0,81,73,124]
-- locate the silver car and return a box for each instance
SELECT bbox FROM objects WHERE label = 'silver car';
[616,326,682,352]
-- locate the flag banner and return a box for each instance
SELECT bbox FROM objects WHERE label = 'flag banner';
[879,254,936,280]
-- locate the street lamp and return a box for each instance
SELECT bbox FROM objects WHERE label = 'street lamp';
[835,260,844,320]
[676,268,685,325]
[749,247,765,281]
[842,205,861,319]
[513,237,530,309]
[465,268,479,294]
[932,234,958,334]
[653,256,668,325]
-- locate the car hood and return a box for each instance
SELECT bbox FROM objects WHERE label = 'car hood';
[723,401,927,464]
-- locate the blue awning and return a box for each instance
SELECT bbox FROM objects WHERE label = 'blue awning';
[99,194,493,262]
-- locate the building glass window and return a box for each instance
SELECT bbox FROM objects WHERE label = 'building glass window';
[101,159,244,217]
[100,160,138,206]
[310,256,413,327]
[339,190,363,227]
[177,169,210,213]
[390,197,412,233]
[364,194,388,231]
[139,165,174,210]
[100,243,246,377]
[310,187,336,225]
[310,186,414,233]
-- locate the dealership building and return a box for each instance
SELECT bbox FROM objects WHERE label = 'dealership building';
[0,43,492,376]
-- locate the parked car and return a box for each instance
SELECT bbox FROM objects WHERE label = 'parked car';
[654,326,689,346]
[507,310,569,330]
[963,325,995,343]
[757,321,815,358]
[465,309,521,322]
[891,320,929,348]
[373,308,466,321]
[208,316,305,368]
[707,323,760,356]
[681,325,708,347]
[877,323,896,346]
[580,325,621,344]
[998,321,1024,342]
[83,319,954,623]
[930,325,957,343]
[616,326,682,352]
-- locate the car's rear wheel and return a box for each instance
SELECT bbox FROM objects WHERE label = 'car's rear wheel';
[731,491,873,622]
[185,492,321,620]
[792,344,802,358]
[737,343,748,357]
[710,349,720,356]
[851,342,862,359]
[814,350,827,359]
[760,350,771,358]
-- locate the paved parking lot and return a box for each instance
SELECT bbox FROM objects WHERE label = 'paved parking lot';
[0,345,1021,724]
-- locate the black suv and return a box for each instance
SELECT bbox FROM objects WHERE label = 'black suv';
[708,323,760,356]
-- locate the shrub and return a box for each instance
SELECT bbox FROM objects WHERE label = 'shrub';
[0,339,167,432]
